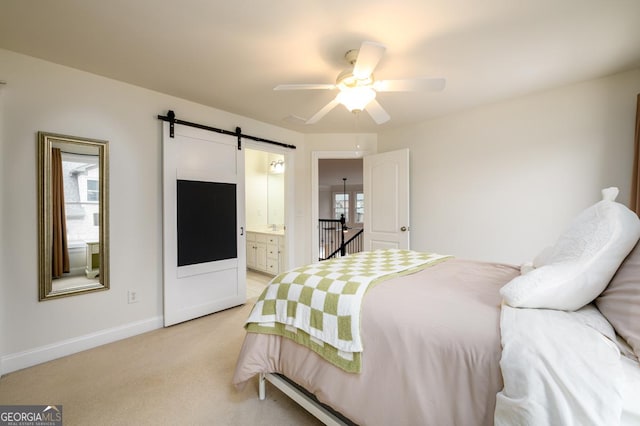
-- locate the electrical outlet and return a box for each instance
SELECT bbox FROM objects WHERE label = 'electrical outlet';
[127,290,139,304]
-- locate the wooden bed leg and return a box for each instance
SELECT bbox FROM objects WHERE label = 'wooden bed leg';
[258,373,266,400]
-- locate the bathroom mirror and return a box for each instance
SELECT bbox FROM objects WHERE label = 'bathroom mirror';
[38,132,109,300]
[267,155,285,227]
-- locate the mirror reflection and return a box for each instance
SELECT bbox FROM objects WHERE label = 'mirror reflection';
[267,156,285,227]
[38,132,109,300]
[245,149,285,232]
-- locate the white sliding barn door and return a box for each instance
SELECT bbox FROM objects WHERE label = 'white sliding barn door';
[363,149,410,250]
[162,123,246,327]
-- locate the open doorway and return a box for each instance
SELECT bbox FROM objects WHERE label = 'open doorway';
[314,157,365,261]
[312,148,411,261]
[244,146,290,297]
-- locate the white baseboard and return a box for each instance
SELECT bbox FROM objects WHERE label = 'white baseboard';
[0,316,164,376]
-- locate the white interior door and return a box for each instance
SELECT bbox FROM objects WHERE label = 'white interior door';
[162,123,246,326]
[363,148,410,250]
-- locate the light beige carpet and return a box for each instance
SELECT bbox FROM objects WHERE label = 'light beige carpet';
[0,273,321,426]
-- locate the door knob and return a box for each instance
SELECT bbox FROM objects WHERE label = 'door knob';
[400,226,408,232]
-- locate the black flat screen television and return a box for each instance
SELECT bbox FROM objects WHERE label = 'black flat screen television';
[176,179,237,267]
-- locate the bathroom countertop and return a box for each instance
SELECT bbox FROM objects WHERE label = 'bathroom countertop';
[246,228,285,236]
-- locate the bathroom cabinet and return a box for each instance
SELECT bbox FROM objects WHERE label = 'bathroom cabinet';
[85,241,100,278]
[246,231,285,275]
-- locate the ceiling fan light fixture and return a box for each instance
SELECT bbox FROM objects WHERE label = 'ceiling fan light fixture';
[336,86,376,112]
[275,41,443,124]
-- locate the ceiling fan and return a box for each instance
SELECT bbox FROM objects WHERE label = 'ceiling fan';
[274,41,446,125]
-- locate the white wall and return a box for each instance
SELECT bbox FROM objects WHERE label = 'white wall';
[378,68,640,264]
[0,49,304,373]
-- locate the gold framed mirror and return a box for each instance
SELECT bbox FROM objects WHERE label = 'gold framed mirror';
[38,132,109,300]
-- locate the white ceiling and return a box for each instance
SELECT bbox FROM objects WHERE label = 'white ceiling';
[1,0,639,133]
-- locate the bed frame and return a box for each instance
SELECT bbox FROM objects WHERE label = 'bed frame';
[259,373,353,425]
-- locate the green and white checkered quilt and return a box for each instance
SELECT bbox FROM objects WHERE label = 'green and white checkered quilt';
[245,249,451,372]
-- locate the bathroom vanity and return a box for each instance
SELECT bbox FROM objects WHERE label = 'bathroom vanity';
[246,230,285,275]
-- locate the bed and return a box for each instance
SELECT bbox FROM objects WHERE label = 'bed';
[233,188,640,425]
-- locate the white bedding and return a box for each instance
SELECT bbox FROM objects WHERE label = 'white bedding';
[495,303,624,426]
[621,351,640,425]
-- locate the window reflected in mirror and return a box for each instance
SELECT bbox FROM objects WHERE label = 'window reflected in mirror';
[38,132,109,300]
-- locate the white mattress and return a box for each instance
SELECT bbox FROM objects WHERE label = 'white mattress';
[622,354,640,425]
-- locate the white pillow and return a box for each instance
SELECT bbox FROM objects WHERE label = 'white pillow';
[532,245,553,268]
[500,188,640,311]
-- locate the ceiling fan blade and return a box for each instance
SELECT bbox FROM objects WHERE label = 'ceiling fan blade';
[306,98,341,124]
[353,41,386,80]
[374,78,446,92]
[365,99,391,124]
[274,83,336,90]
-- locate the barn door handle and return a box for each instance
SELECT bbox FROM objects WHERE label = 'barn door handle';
[240,226,244,236]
